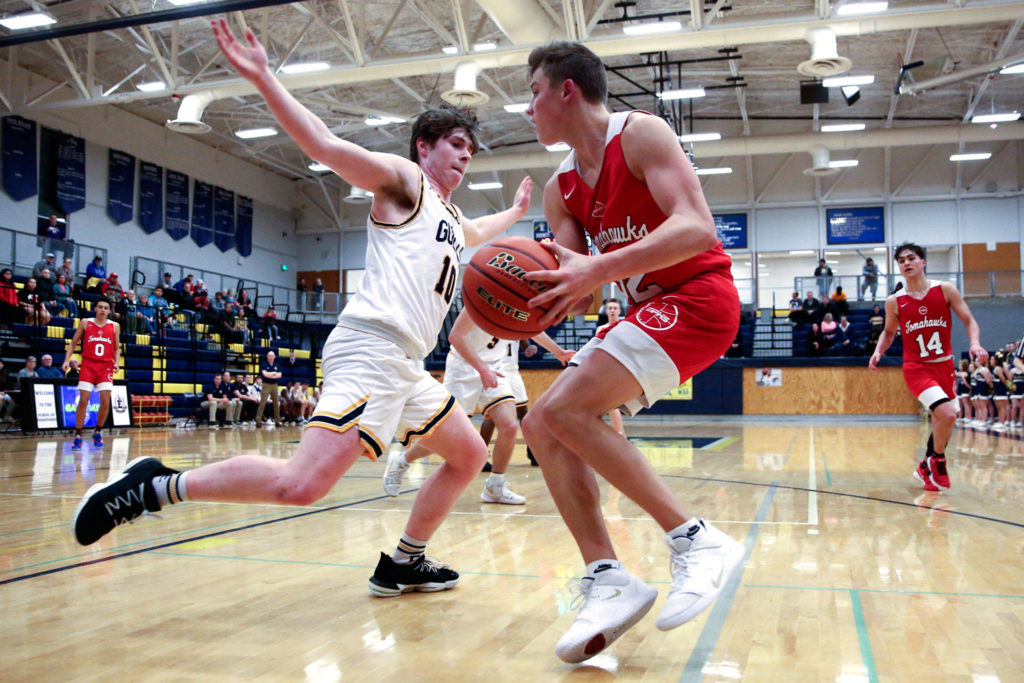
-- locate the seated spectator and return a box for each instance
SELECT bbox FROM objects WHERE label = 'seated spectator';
[100,273,125,322]
[262,307,280,340]
[233,373,259,423]
[65,357,80,380]
[0,359,15,422]
[295,382,316,422]
[36,353,64,378]
[120,290,142,334]
[136,293,157,334]
[158,273,181,306]
[16,355,39,380]
[18,278,51,326]
[193,279,209,303]
[150,287,172,335]
[834,316,858,356]
[51,272,78,317]
[237,289,254,317]
[211,291,226,313]
[0,267,21,326]
[800,290,822,325]
[36,269,56,307]
[56,257,77,293]
[806,323,827,357]
[218,308,245,344]
[173,273,194,297]
[827,286,850,317]
[201,373,239,428]
[85,255,106,292]
[864,304,885,354]
[32,252,57,282]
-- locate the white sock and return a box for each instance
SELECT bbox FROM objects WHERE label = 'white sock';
[152,471,189,508]
[393,534,427,565]
[585,558,622,576]
[486,472,505,488]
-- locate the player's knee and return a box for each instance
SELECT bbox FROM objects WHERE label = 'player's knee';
[521,409,550,443]
[933,402,957,425]
[276,476,331,506]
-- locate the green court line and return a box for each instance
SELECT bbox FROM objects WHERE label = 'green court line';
[0,488,405,576]
[703,436,739,451]
[850,590,879,683]
[680,483,778,683]
[821,448,832,486]
[745,584,1024,600]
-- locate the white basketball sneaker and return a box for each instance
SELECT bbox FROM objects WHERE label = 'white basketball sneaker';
[480,480,526,505]
[555,561,658,663]
[656,519,746,631]
[382,451,410,497]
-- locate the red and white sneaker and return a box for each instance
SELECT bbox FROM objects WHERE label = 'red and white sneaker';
[927,455,950,489]
[913,460,939,491]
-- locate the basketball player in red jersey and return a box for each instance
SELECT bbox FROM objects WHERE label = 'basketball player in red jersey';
[519,42,746,663]
[869,242,987,491]
[62,299,120,450]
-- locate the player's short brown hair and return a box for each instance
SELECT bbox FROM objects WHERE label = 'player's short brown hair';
[894,242,925,260]
[528,41,607,104]
[409,108,480,163]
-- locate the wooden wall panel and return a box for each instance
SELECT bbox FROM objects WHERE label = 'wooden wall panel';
[742,366,919,414]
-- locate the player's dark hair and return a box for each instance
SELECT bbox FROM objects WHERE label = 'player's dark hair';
[95,299,110,308]
[409,107,480,163]
[894,242,925,260]
[528,41,607,104]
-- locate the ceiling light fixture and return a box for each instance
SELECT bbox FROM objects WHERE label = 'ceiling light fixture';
[679,132,722,143]
[364,116,406,126]
[1000,63,1024,75]
[829,159,859,168]
[442,46,459,55]
[821,123,866,132]
[0,12,56,30]
[949,152,992,161]
[789,250,815,255]
[623,20,682,36]
[468,182,503,190]
[658,88,705,101]
[695,167,732,175]
[308,162,332,172]
[503,103,529,113]
[822,75,875,88]
[234,127,278,139]
[835,2,888,16]
[136,81,167,92]
[473,42,496,52]
[167,0,207,6]
[970,112,1020,124]
[280,62,330,74]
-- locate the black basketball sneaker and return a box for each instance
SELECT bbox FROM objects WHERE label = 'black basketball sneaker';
[72,456,178,545]
[368,552,459,597]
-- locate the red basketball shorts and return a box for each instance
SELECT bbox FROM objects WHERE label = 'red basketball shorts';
[78,362,115,392]
[903,359,957,411]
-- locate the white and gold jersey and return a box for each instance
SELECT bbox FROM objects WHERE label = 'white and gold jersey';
[449,323,508,367]
[339,171,465,360]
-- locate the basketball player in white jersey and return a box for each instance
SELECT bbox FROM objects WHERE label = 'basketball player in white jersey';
[71,19,532,598]
[383,308,574,501]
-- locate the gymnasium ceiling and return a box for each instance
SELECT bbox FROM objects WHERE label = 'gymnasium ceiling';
[3,0,1024,221]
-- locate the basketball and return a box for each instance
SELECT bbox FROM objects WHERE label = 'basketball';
[462,237,560,340]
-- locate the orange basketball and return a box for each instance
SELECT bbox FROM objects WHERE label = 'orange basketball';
[462,237,561,340]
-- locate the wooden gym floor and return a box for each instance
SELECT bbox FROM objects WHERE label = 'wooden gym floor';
[1,418,1023,681]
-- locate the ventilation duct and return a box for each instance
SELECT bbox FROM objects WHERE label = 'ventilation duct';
[798,28,852,77]
[803,146,840,176]
[166,91,215,134]
[343,187,373,205]
[441,62,489,107]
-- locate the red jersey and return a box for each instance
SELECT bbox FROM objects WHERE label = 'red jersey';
[897,281,953,364]
[82,319,117,364]
[555,111,733,306]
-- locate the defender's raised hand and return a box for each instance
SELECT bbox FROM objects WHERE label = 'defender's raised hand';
[211,18,269,83]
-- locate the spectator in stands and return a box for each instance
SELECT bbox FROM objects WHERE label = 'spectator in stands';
[233,372,259,424]
[36,269,56,308]
[56,257,76,292]
[120,290,142,334]
[828,286,850,317]
[218,307,245,345]
[211,291,226,314]
[312,278,324,311]
[800,290,822,325]
[135,293,156,334]
[814,258,833,300]
[256,350,282,427]
[100,273,124,309]
[225,289,237,308]
[37,353,64,378]
[1,268,21,326]
[85,255,106,292]
[861,257,879,300]
[806,323,827,357]
[52,272,77,317]
[835,316,857,355]
[32,252,57,282]
[158,273,180,306]
[150,287,172,336]
[18,278,51,326]
[65,357,80,380]
[262,307,280,340]
[297,277,308,293]
[173,274,194,297]
[249,374,262,405]
[0,359,14,422]
[237,289,253,317]
[201,372,239,428]
[296,382,316,422]
[16,355,38,379]
[193,279,209,303]
[865,304,885,354]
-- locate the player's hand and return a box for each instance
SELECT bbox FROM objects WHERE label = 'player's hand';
[523,344,538,358]
[511,176,533,215]
[970,344,989,366]
[555,349,576,366]
[528,241,601,327]
[211,18,269,83]
[477,366,502,390]
[61,361,69,373]
[868,352,881,370]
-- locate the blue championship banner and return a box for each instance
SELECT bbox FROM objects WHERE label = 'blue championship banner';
[236,195,253,257]
[138,161,163,234]
[2,116,37,201]
[107,149,135,225]
[191,179,213,247]
[56,131,85,213]
[213,186,235,252]
[165,170,189,240]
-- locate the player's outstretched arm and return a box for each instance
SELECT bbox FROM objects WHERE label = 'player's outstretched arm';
[462,177,533,247]
[869,296,900,370]
[530,331,575,365]
[211,18,413,200]
[448,308,500,389]
[62,320,85,372]
[942,281,988,365]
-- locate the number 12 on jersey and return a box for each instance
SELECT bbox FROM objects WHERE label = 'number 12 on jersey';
[915,330,944,358]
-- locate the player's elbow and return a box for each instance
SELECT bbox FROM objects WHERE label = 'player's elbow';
[695,219,718,252]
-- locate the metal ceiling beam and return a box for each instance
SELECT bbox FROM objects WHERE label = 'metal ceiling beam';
[961,18,1023,122]
[475,0,562,44]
